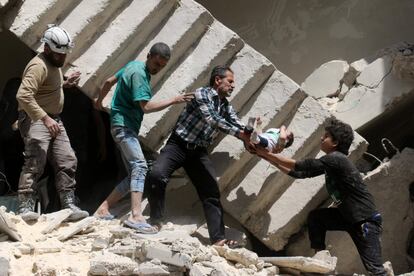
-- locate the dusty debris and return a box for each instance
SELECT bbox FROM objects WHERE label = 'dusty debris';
[260,250,337,274]
[0,207,21,241]
[57,217,96,241]
[89,251,139,275]
[41,209,73,234]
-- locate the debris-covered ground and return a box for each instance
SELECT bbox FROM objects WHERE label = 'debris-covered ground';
[0,207,343,276]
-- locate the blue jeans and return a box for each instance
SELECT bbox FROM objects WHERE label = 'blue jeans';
[111,126,147,194]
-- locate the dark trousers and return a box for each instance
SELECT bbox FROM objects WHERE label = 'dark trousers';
[148,134,225,243]
[308,208,386,276]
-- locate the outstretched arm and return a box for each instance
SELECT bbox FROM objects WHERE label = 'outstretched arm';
[256,146,296,170]
[139,93,194,113]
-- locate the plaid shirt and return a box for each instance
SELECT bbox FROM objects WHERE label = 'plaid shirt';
[174,87,244,147]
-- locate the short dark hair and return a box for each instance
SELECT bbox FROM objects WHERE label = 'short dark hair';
[325,118,354,155]
[285,132,294,148]
[209,65,233,87]
[149,42,171,60]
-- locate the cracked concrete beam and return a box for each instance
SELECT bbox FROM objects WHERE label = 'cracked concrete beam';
[5,0,82,47]
[72,0,177,99]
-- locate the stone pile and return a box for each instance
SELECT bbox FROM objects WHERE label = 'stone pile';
[0,209,283,276]
[302,42,414,130]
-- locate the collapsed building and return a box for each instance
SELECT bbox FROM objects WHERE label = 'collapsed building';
[0,0,413,275]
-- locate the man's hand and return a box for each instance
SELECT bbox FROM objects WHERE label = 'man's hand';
[238,130,256,153]
[255,145,268,157]
[63,71,81,88]
[42,115,60,138]
[94,97,104,111]
[244,140,256,153]
[173,92,195,104]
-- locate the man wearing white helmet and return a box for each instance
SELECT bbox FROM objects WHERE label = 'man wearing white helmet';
[16,25,88,222]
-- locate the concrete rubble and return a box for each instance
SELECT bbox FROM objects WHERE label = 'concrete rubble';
[1,0,414,275]
[0,209,283,275]
[260,250,337,274]
[304,43,414,130]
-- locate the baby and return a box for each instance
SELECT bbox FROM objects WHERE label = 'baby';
[249,117,294,153]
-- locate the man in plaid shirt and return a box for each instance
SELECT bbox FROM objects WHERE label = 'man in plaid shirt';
[148,66,252,246]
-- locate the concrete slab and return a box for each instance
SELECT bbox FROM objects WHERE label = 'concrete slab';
[333,74,414,129]
[102,0,214,110]
[48,0,130,62]
[5,0,81,47]
[302,60,349,99]
[139,20,244,150]
[357,55,394,88]
[72,0,177,99]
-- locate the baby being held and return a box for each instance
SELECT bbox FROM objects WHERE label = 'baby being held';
[249,117,294,153]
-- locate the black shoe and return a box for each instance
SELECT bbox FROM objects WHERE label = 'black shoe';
[18,193,39,222]
[59,190,89,221]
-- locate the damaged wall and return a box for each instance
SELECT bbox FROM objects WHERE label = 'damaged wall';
[196,0,414,84]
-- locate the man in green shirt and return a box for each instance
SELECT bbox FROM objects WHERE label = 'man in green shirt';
[94,43,193,233]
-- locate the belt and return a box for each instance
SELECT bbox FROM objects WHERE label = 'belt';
[170,133,204,150]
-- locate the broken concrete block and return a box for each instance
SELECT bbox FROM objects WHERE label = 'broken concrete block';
[139,20,244,150]
[356,55,394,88]
[189,263,213,276]
[302,60,349,98]
[0,244,11,276]
[333,70,414,129]
[135,261,170,275]
[109,226,131,239]
[0,208,21,241]
[350,58,370,74]
[41,209,73,234]
[34,239,63,254]
[142,242,193,269]
[89,251,139,275]
[260,251,337,274]
[92,236,110,251]
[33,259,58,276]
[73,0,177,99]
[57,217,96,241]
[213,245,260,268]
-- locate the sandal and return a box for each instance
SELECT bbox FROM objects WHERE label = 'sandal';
[214,239,242,249]
[123,220,158,234]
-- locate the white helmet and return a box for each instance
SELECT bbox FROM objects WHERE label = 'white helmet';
[41,25,74,54]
